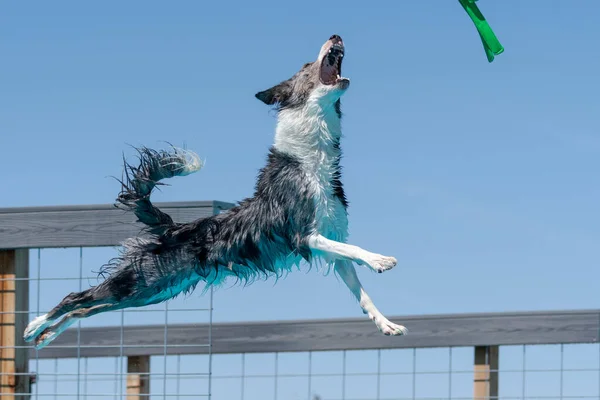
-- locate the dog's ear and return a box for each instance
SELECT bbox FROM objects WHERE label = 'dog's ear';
[255,80,292,106]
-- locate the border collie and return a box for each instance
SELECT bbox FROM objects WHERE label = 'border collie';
[24,34,407,349]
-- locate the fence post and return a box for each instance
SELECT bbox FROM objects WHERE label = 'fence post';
[474,345,499,400]
[0,249,30,400]
[127,355,150,399]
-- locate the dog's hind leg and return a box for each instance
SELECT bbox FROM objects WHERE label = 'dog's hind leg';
[27,263,202,348]
[334,260,407,336]
[34,303,117,349]
[25,265,137,342]
[308,234,397,273]
[24,288,98,342]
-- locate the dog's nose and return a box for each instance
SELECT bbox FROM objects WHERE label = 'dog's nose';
[329,34,342,44]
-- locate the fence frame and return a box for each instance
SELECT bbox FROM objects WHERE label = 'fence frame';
[1,202,598,400]
[0,201,233,399]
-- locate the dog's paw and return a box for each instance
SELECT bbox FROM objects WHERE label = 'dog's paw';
[366,311,408,336]
[24,314,50,343]
[34,327,59,350]
[363,254,397,273]
[372,316,408,336]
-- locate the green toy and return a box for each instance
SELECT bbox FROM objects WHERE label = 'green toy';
[459,0,504,62]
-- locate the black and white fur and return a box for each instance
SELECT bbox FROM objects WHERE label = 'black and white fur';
[24,35,407,349]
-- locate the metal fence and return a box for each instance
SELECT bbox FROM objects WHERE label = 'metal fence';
[1,202,599,400]
[24,246,215,399]
[21,343,600,399]
[208,344,600,400]
[0,201,230,399]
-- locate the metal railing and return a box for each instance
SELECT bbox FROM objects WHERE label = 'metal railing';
[1,202,599,399]
[0,201,231,399]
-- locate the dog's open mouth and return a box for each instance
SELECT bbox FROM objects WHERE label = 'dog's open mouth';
[320,43,345,86]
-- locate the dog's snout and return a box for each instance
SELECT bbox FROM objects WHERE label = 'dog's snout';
[329,34,342,44]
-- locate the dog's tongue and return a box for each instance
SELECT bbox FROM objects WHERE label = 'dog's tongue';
[321,63,337,83]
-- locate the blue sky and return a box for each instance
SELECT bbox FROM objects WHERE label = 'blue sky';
[2,0,600,398]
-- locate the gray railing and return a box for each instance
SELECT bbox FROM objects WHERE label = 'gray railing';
[0,202,598,400]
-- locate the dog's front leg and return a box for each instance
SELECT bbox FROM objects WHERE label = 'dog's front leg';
[334,260,407,336]
[308,234,397,273]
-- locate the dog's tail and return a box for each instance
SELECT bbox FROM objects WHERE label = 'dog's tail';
[116,146,203,236]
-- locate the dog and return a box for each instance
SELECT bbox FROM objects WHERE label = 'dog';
[24,34,407,349]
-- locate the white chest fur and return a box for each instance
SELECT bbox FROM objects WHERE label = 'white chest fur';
[273,100,349,242]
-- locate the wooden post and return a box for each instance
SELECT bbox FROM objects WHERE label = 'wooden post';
[474,345,499,400]
[0,249,30,399]
[127,355,150,399]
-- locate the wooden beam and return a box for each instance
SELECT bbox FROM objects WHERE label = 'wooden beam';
[474,345,499,400]
[126,355,150,400]
[31,309,600,359]
[0,201,234,249]
[0,250,30,399]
